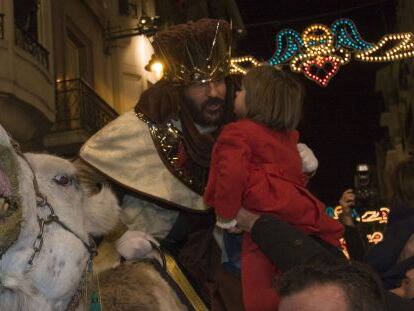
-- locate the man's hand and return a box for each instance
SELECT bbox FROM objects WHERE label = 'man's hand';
[297,143,318,174]
[339,189,356,209]
[338,189,356,227]
[115,230,159,260]
[235,208,260,233]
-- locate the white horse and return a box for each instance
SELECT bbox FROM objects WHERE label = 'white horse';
[0,124,187,310]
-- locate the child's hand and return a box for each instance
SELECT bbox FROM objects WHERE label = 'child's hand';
[297,143,318,174]
[235,208,260,232]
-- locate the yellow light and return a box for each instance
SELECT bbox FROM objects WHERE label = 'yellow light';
[230,56,261,75]
[339,238,350,259]
[150,61,164,80]
[367,232,384,244]
[329,206,389,223]
[355,33,414,62]
[274,21,414,86]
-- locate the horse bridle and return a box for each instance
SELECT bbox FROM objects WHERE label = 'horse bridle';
[6,136,170,310]
[28,195,97,265]
[9,138,97,266]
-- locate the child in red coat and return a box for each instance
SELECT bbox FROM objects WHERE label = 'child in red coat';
[204,66,344,311]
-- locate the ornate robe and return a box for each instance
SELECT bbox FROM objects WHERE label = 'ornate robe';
[80,110,208,238]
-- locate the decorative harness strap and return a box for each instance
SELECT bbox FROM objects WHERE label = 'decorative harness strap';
[9,138,97,265]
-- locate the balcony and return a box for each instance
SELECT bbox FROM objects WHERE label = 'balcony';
[15,25,49,69]
[44,79,118,155]
[0,11,54,147]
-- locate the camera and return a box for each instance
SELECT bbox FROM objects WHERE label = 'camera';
[354,163,376,211]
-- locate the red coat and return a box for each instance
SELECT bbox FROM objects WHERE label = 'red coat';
[204,119,344,311]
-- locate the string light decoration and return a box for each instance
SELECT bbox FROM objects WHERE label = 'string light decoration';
[326,206,389,246]
[269,29,304,66]
[367,232,384,244]
[268,18,414,86]
[355,33,414,62]
[359,207,389,224]
[300,55,342,87]
[331,19,372,51]
[230,56,262,75]
[326,206,389,223]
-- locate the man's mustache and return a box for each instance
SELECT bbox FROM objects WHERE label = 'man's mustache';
[202,98,225,110]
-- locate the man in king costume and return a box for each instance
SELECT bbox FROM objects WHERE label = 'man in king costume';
[78,18,319,310]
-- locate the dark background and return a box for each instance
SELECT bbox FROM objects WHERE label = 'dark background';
[234,0,396,204]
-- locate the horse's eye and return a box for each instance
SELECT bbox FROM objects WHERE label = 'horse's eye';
[53,174,72,186]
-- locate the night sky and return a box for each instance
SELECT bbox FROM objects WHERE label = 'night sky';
[234,0,396,204]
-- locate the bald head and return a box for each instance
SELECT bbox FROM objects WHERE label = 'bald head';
[279,283,349,311]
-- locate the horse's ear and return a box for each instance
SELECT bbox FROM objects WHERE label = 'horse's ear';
[84,185,121,236]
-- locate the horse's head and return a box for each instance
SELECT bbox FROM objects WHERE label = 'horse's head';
[0,124,120,310]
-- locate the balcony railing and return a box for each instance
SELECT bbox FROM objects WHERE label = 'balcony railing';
[15,25,49,68]
[54,79,118,135]
[0,14,4,40]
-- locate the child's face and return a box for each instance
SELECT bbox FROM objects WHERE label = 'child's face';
[234,86,247,118]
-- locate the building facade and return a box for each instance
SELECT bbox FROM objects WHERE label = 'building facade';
[44,0,159,155]
[375,0,414,200]
[0,0,54,150]
[1,0,243,155]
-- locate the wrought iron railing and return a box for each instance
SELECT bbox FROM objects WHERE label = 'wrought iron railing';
[54,79,118,135]
[15,25,49,68]
[0,14,4,40]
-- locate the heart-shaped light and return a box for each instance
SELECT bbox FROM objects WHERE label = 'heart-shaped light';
[302,56,340,87]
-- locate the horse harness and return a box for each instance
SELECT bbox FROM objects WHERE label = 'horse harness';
[9,139,97,310]
[8,137,206,311]
[8,139,97,265]
[27,195,97,265]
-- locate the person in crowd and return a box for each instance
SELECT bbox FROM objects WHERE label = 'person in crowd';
[278,260,387,311]
[390,268,414,299]
[204,65,343,310]
[337,188,367,260]
[235,207,414,310]
[365,158,414,291]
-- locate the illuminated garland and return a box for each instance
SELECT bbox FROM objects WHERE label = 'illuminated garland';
[326,206,389,246]
[230,56,261,75]
[366,232,384,244]
[326,205,390,223]
[151,19,414,86]
[266,18,414,86]
[331,19,372,51]
[269,29,304,66]
[355,33,414,62]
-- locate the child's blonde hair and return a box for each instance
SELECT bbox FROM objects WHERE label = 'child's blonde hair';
[243,65,303,131]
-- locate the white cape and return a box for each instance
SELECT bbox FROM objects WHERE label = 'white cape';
[80,110,207,212]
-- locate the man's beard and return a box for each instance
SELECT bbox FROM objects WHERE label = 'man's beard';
[187,97,226,127]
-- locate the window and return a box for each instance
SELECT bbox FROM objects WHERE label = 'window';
[64,25,93,84]
[14,0,39,39]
